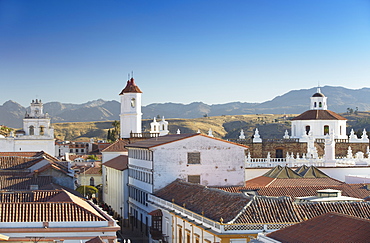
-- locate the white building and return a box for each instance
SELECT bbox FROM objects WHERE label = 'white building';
[101,139,129,221]
[291,88,347,140]
[125,133,249,236]
[119,77,143,139]
[0,99,55,156]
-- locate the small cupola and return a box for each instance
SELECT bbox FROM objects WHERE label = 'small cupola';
[310,87,328,110]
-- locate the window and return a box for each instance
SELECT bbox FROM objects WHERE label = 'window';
[340,126,342,135]
[276,149,283,158]
[194,234,200,243]
[90,177,95,186]
[319,102,322,107]
[29,126,34,135]
[70,149,73,153]
[324,125,329,135]
[186,230,191,243]
[187,152,200,164]
[131,98,136,108]
[178,227,183,243]
[188,175,201,184]
[305,125,310,135]
[39,126,44,135]
[314,102,317,107]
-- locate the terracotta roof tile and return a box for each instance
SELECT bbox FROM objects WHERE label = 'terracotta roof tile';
[119,78,143,94]
[126,133,249,149]
[266,212,370,243]
[0,190,106,222]
[0,173,53,190]
[155,179,370,226]
[154,179,251,223]
[83,166,102,175]
[104,155,128,171]
[292,110,346,120]
[102,139,129,152]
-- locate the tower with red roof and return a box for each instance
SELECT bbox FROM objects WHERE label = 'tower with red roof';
[119,77,143,138]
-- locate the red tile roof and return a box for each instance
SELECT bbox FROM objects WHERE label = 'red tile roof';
[0,172,53,190]
[102,139,129,152]
[83,166,102,175]
[155,179,370,226]
[292,110,346,120]
[0,190,106,222]
[126,133,249,149]
[104,155,128,171]
[119,78,143,94]
[154,179,251,223]
[266,212,370,243]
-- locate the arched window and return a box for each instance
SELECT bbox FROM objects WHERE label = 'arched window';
[324,125,329,135]
[314,102,317,107]
[29,126,34,135]
[305,125,310,135]
[319,102,322,107]
[340,126,342,135]
[90,177,95,186]
[131,98,136,108]
[39,126,44,135]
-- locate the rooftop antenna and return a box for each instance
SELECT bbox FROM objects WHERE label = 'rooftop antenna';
[131,70,134,79]
[128,73,130,80]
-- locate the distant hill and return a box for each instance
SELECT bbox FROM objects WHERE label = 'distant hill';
[2,86,370,128]
[52,112,370,142]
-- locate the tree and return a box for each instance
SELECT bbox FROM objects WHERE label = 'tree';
[87,154,99,161]
[76,185,98,199]
[111,120,120,140]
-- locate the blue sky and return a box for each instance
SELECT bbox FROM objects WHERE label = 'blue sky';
[1,0,369,107]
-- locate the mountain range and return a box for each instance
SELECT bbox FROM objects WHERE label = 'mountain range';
[1,86,370,128]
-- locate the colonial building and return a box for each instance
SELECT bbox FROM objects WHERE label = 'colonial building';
[148,179,370,243]
[291,87,347,140]
[0,99,55,156]
[242,88,369,159]
[124,133,249,237]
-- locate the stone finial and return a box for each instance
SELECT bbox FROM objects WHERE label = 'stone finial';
[253,128,262,143]
[208,128,214,137]
[347,146,353,159]
[239,129,245,139]
[176,129,181,134]
[362,129,369,142]
[283,130,289,139]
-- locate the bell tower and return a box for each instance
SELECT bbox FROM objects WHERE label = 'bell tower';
[119,76,143,138]
[310,87,328,110]
[23,99,53,137]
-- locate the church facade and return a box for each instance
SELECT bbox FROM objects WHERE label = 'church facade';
[0,99,55,156]
[243,88,369,159]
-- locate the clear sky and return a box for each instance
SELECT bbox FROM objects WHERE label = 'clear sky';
[1,0,370,107]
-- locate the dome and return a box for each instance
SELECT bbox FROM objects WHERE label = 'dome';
[312,92,325,97]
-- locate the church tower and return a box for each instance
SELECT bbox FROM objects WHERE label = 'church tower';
[119,77,143,138]
[310,87,328,110]
[291,87,347,140]
[23,99,53,137]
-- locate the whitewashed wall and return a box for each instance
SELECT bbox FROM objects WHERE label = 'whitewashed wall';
[151,135,247,191]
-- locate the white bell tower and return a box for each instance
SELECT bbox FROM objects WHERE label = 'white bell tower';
[119,77,143,138]
[23,99,53,137]
[310,87,328,110]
